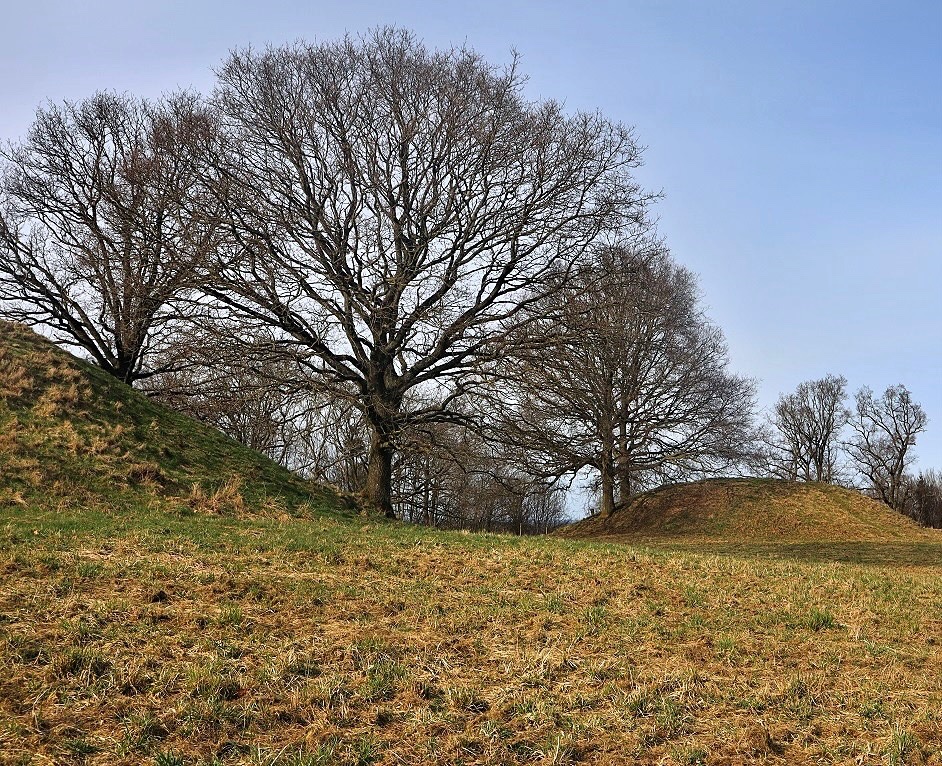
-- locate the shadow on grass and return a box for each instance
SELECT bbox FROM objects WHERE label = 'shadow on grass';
[648,540,942,568]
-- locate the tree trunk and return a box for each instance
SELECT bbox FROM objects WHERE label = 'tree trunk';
[616,419,632,504]
[422,455,432,526]
[618,472,631,506]
[365,427,395,518]
[599,458,616,519]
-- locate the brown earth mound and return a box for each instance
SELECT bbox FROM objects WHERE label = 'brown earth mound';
[556,477,934,543]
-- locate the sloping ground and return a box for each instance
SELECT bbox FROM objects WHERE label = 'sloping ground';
[556,478,937,544]
[0,321,348,520]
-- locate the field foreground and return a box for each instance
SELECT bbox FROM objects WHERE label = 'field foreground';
[1,510,940,766]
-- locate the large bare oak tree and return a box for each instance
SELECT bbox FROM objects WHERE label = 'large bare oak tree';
[199,29,646,516]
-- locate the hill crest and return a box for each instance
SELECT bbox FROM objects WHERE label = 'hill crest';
[0,321,349,519]
[557,477,935,543]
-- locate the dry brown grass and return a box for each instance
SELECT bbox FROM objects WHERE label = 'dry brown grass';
[0,323,83,407]
[558,478,937,544]
[0,321,939,764]
[186,477,249,516]
[0,519,939,766]
[0,357,30,401]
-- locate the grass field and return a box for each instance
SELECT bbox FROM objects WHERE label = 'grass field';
[1,323,940,765]
[1,506,940,765]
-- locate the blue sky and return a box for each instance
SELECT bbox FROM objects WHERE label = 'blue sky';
[2,0,940,469]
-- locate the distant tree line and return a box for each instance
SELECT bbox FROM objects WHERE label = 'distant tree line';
[759,375,937,527]
[0,28,935,530]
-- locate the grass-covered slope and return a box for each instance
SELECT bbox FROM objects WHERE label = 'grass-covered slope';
[0,321,348,522]
[557,478,936,545]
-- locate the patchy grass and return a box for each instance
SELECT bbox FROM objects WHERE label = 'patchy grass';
[0,508,940,765]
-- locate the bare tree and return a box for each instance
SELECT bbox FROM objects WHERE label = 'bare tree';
[198,29,646,516]
[763,374,848,482]
[902,469,942,529]
[394,420,566,533]
[0,92,217,383]
[498,237,756,518]
[847,384,927,511]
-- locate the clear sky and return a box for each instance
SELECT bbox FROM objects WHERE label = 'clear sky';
[2,0,940,469]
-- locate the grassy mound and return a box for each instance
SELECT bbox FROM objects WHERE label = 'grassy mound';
[0,321,349,521]
[557,478,936,544]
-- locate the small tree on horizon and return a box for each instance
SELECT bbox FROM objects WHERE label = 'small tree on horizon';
[847,383,927,511]
[762,374,849,483]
